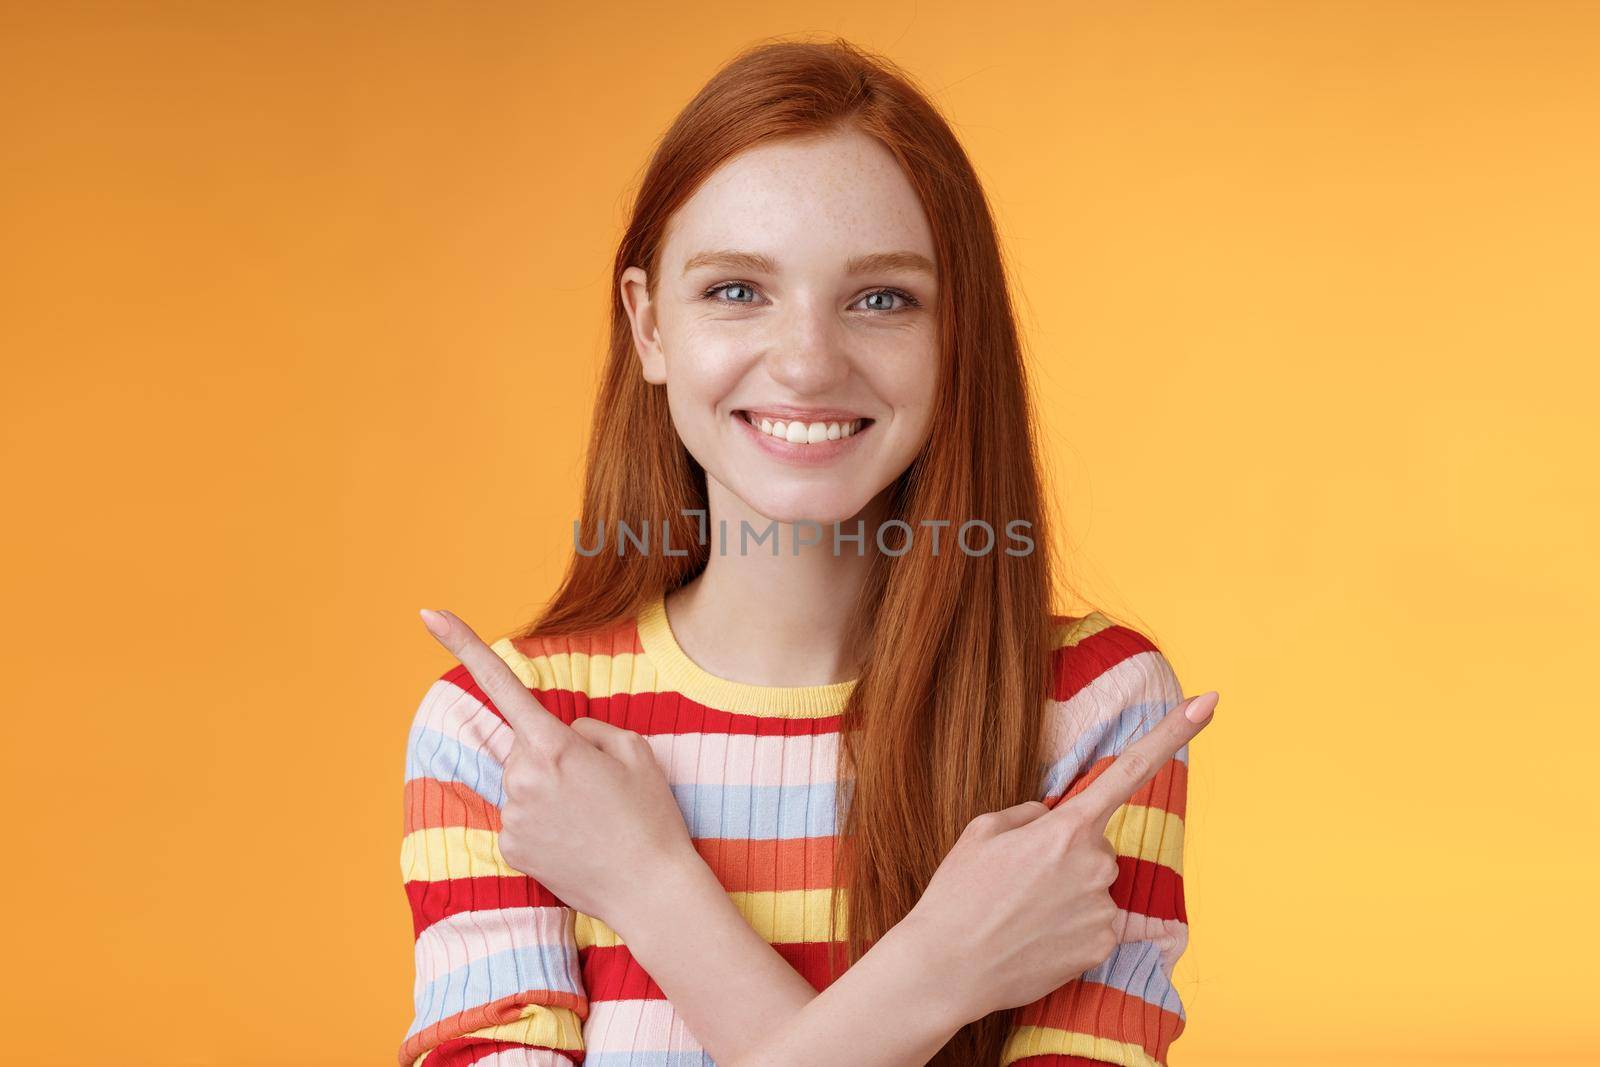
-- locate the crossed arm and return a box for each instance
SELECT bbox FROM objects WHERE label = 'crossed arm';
[610,856,971,1067]
[404,608,1206,1067]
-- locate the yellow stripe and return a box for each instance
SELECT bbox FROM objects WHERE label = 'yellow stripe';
[573,889,851,951]
[1052,610,1115,650]
[727,887,850,943]
[1105,802,1186,875]
[400,827,516,881]
[1001,1026,1163,1067]
[401,817,1175,927]
[490,612,1117,707]
[399,834,850,945]
[574,910,620,950]
[493,639,667,702]
[460,1005,586,1052]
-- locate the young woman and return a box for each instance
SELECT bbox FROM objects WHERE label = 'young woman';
[400,38,1216,1067]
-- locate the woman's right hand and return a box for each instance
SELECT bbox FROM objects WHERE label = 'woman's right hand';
[417,607,705,932]
[902,689,1219,1023]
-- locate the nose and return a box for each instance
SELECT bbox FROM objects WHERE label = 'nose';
[763,298,851,394]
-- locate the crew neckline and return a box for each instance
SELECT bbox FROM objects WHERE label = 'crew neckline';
[634,589,858,718]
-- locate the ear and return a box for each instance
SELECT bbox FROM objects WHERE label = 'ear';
[619,265,667,384]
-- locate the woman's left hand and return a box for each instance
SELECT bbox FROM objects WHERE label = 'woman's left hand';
[418,607,700,934]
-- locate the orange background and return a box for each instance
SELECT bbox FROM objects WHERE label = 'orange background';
[2,3,1596,1064]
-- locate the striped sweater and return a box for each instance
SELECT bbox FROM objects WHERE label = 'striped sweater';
[400,590,1191,1067]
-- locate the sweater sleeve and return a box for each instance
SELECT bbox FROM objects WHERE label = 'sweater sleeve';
[999,630,1192,1067]
[398,663,589,1067]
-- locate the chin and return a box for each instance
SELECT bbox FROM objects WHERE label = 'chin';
[739,485,874,529]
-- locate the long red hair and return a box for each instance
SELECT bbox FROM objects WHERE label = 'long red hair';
[518,36,1064,1064]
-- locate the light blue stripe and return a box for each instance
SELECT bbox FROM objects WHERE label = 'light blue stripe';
[405,721,505,803]
[1040,701,1190,799]
[671,781,840,839]
[407,943,583,1037]
[1079,937,1186,1019]
[406,717,841,840]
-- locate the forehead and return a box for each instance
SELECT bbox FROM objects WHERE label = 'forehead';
[661,128,935,266]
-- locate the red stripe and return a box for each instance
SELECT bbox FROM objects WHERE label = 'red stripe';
[397,989,587,1067]
[1113,855,1186,924]
[1049,622,1161,703]
[1052,754,1188,820]
[573,688,844,736]
[468,618,1158,734]
[580,940,854,1004]
[441,662,844,737]
[1014,977,1185,1062]
[404,875,568,939]
[406,863,1176,982]
[505,619,847,733]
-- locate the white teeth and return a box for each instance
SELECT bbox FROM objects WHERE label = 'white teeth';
[743,413,864,444]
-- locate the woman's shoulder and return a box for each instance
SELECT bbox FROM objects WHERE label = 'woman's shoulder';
[416,610,641,694]
[1046,609,1182,709]
[1038,611,1188,789]
[414,613,642,743]
[491,612,643,683]
[421,611,646,717]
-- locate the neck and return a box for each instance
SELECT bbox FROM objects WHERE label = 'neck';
[664,477,890,687]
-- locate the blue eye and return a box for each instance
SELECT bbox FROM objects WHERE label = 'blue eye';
[858,288,921,313]
[705,282,759,304]
[699,281,923,313]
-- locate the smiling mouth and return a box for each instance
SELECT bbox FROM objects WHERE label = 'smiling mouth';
[734,410,875,445]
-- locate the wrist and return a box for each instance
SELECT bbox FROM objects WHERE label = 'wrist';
[881,911,987,1029]
[611,848,720,952]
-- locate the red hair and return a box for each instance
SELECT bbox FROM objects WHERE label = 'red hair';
[519,36,1066,1064]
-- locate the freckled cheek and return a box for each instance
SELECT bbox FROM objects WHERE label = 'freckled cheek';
[860,346,940,424]
[662,331,754,412]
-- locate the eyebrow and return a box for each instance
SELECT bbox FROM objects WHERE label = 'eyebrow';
[681,249,937,278]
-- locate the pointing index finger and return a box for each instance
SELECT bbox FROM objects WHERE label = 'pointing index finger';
[1058,690,1218,833]
[419,608,572,750]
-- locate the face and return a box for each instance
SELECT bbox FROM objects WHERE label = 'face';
[620,126,940,526]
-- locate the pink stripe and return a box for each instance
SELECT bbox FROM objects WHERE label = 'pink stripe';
[419,679,515,763]
[645,730,840,787]
[1113,909,1189,974]
[414,905,579,984]
[582,999,697,1053]
[423,676,844,788]
[1039,649,1183,767]
[475,1050,579,1066]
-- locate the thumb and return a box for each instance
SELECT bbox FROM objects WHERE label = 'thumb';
[569,716,640,760]
[974,799,1052,836]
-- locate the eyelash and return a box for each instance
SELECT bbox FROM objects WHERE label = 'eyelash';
[699,280,923,314]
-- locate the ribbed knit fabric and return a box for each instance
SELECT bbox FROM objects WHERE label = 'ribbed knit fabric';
[400,589,1191,1067]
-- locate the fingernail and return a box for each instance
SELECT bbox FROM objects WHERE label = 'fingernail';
[1185,691,1219,724]
[419,609,450,638]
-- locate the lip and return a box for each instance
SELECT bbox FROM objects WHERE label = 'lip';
[735,405,870,423]
[731,410,874,466]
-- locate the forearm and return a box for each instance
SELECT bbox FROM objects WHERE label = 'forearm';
[615,856,820,1063]
[614,857,974,1067]
[723,915,970,1067]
